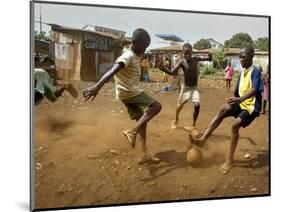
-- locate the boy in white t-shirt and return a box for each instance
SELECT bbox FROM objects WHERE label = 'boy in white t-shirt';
[83,28,161,164]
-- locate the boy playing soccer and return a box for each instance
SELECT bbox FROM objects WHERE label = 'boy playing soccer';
[83,28,162,164]
[159,43,212,135]
[34,55,78,105]
[190,46,263,175]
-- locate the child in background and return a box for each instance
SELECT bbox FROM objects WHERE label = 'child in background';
[261,65,269,114]
[162,57,170,83]
[34,56,78,105]
[225,62,234,91]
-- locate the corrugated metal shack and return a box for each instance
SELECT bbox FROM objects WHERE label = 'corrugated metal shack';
[49,24,130,81]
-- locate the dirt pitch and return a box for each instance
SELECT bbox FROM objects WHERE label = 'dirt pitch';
[34,77,269,209]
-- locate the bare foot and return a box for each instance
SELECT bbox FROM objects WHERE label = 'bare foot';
[171,120,177,129]
[184,126,194,131]
[123,130,137,148]
[188,134,204,148]
[220,162,233,175]
[138,154,160,165]
[65,83,78,98]
[192,128,200,137]
[184,126,200,136]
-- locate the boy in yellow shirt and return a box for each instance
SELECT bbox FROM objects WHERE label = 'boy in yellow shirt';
[83,28,161,164]
[190,46,263,175]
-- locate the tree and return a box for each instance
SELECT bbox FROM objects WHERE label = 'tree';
[193,39,212,50]
[35,31,51,41]
[213,48,227,69]
[224,33,254,48]
[255,37,269,51]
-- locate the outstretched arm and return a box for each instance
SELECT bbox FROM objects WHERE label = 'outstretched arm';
[83,63,124,101]
[159,61,182,75]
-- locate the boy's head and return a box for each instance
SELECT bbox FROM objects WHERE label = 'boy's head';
[239,46,254,69]
[182,43,193,61]
[131,28,151,56]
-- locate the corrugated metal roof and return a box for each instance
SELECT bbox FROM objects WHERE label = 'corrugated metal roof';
[48,23,131,43]
[85,24,126,34]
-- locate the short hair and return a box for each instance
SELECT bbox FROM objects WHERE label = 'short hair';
[183,43,193,50]
[241,46,255,58]
[132,28,150,44]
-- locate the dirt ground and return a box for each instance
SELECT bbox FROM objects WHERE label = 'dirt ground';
[34,76,269,209]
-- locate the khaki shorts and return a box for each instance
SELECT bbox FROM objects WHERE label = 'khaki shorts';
[178,85,200,106]
[122,92,156,120]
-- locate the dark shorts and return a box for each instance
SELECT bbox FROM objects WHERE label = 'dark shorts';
[229,104,259,128]
[122,92,156,120]
[34,90,44,105]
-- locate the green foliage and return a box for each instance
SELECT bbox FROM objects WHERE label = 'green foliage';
[201,65,218,75]
[35,31,51,41]
[224,32,254,48]
[193,39,212,50]
[255,37,269,51]
[213,48,227,69]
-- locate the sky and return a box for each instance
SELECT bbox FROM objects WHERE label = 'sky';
[33,2,269,50]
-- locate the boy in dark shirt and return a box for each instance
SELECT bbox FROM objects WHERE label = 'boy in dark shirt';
[159,43,212,135]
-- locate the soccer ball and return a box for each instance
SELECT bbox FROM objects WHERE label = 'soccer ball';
[186,147,202,167]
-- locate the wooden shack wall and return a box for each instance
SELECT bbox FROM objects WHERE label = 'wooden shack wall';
[80,32,123,82]
[52,31,82,81]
